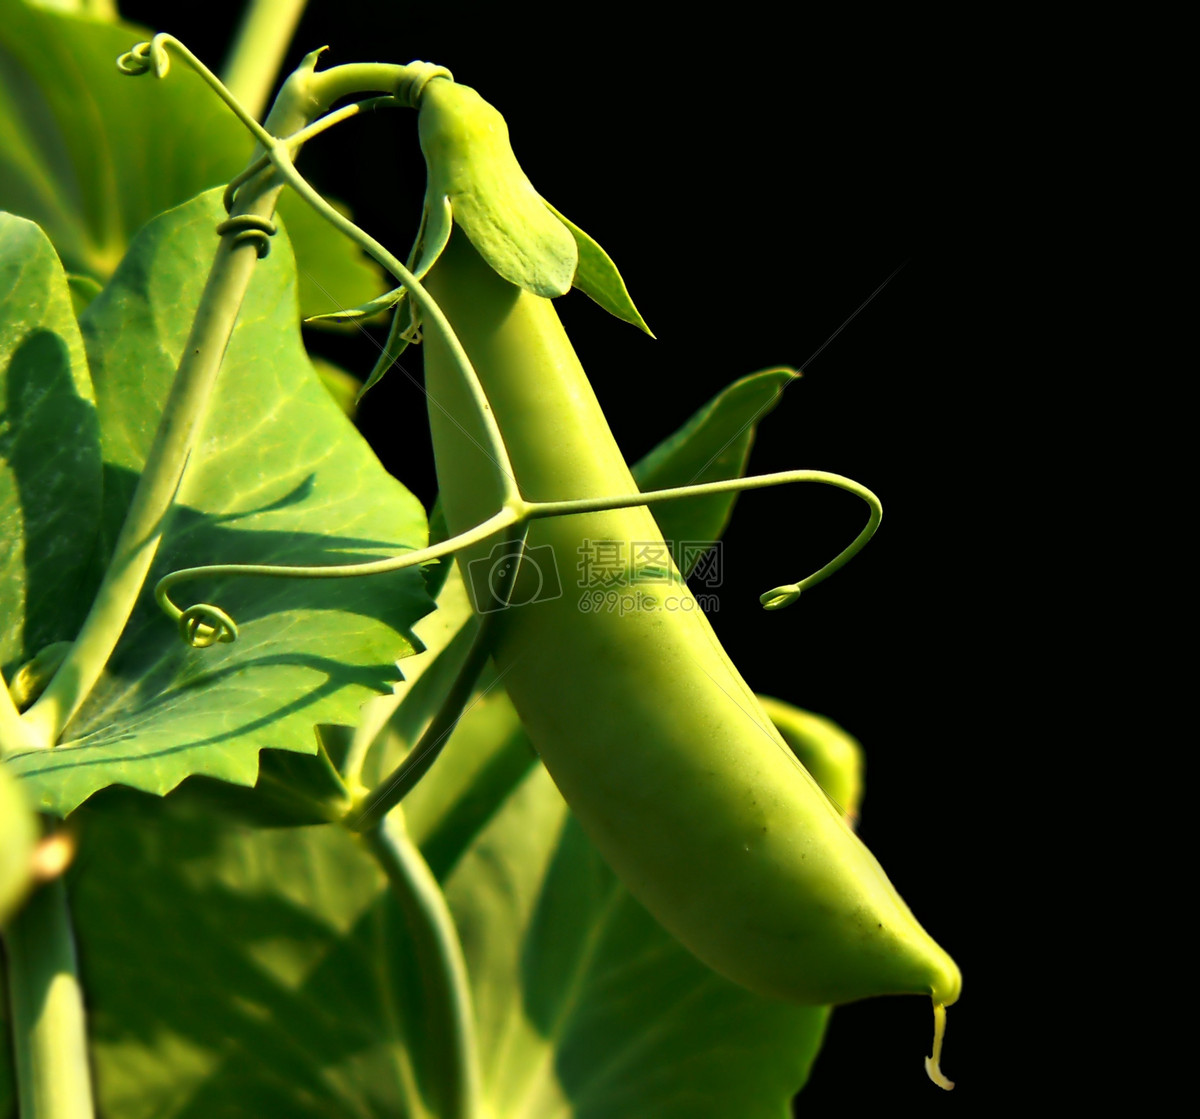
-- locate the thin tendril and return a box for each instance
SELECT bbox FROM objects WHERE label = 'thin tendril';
[117,35,278,149]
[247,134,524,499]
[156,471,879,648]
[155,508,520,648]
[526,469,882,609]
[214,215,277,257]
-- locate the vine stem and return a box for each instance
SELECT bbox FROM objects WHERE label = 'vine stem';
[20,47,438,748]
[360,814,482,1119]
[2,880,96,1119]
[221,0,308,120]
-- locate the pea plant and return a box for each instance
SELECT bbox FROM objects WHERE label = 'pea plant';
[0,2,962,1116]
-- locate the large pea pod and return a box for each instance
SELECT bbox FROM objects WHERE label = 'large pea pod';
[417,78,959,1048]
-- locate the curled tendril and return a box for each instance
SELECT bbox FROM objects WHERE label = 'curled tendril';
[215,215,278,258]
[393,61,454,109]
[116,36,170,78]
[760,585,802,611]
[178,604,239,649]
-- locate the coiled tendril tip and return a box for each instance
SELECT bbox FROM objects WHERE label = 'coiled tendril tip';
[116,37,170,78]
[760,585,802,611]
[178,604,238,649]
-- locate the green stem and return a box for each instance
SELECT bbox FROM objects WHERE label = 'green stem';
[2,879,95,1119]
[349,607,504,833]
[221,0,308,120]
[349,524,528,830]
[21,188,280,746]
[360,815,481,1119]
[21,47,441,746]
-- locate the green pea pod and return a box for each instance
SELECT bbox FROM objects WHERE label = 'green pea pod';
[758,696,865,827]
[417,78,959,1083]
[1,764,37,925]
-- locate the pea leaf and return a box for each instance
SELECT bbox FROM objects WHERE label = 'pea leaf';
[65,794,439,1119]
[0,0,385,320]
[0,213,103,672]
[4,191,431,816]
[633,365,798,559]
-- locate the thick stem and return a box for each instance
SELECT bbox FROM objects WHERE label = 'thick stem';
[21,186,281,746]
[221,0,308,120]
[361,815,481,1119]
[3,879,95,1119]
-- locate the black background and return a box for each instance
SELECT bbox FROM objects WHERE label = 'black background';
[116,1,1046,1110]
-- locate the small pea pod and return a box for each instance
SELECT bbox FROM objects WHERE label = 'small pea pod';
[757,696,865,827]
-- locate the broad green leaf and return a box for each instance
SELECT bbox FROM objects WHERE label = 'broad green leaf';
[0,213,102,672]
[0,0,385,320]
[157,727,355,830]
[64,794,439,1119]
[5,191,431,816]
